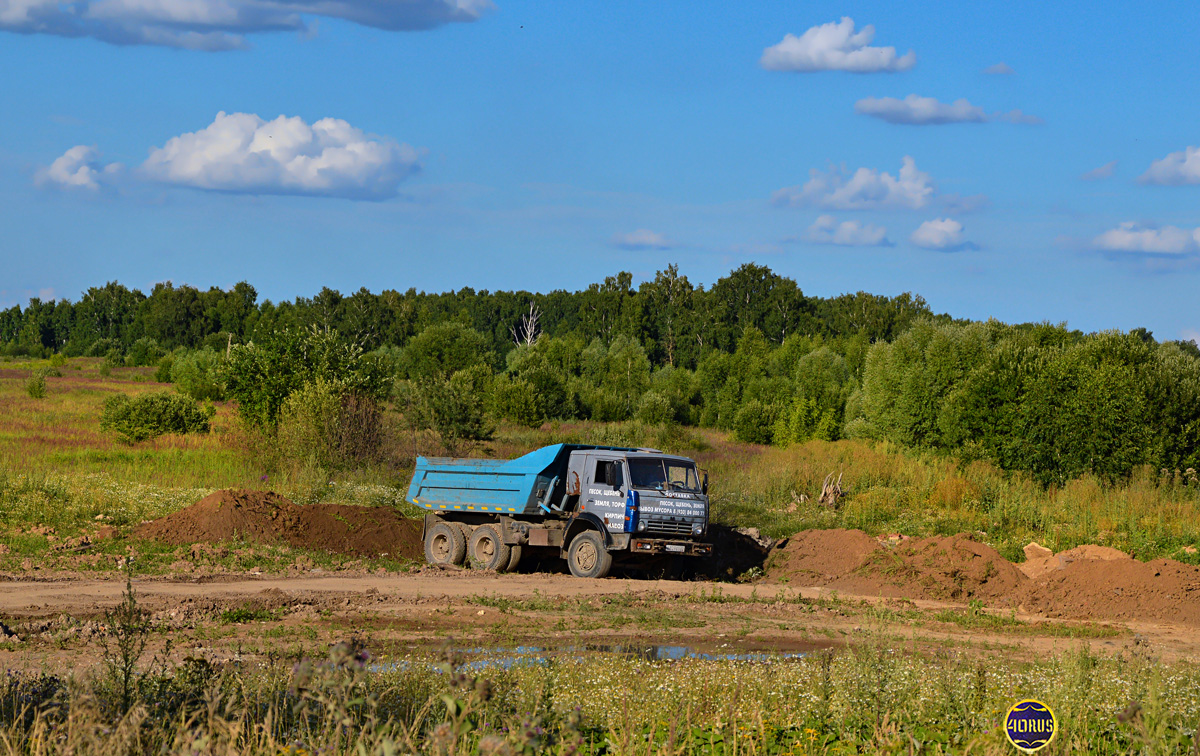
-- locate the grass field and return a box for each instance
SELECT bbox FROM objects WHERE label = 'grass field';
[4,355,1200,753]
[2,355,1199,573]
[2,628,1196,755]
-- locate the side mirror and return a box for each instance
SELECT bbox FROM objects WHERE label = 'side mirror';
[702,472,709,495]
[605,465,617,489]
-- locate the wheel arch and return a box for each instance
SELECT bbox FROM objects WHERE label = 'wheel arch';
[563,513,610,554]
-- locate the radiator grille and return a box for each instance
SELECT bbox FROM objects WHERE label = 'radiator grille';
[645,518,693,535]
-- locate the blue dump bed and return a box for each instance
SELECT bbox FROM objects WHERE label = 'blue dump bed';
[407,443,633,516]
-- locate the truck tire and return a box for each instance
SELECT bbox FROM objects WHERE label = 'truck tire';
[567,530,613,579]
[505,544,523,573]
[467,524,512,571]
[424,522,466,566]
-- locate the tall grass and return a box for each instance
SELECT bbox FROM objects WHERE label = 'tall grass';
[705,439,1200,562]
[0,640,1196,754]
[3,356,1199,567]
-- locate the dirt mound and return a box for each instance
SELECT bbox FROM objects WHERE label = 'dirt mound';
[768,530,1024,601]
[134,489,423,560]
[768,529,881,581]
[1018,543,1131,579]
[1016,557,1200,624]
[835,533,1026,601]
[767,528,1200,625]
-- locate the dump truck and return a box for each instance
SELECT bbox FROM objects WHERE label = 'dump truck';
[407,443,713,578]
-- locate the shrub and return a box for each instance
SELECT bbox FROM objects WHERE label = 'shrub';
[125,337,166,367]
[103,349,123,373]
[635,390,675,425]
[49,353,66,369]
[277,379,384,469]
[401,366,494,455]
[733,400,775,445]
[491,374,542,428]
[25,371,46,399]
[772,395,839,446]
[154,353,175,383]
[222,326,391,429]
[86,338,122,358]
[99,392,214,443]
[171,347,225,401]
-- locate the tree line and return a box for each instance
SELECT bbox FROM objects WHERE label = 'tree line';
[0,264,935,366]
[5,263,1198,483]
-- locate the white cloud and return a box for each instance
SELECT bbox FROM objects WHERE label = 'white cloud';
[612,229,673,250]
[910,218,977,251]
[760,17,915,73]
[854,95,1042,126]
[772,156,935,211]
[1140,146,1200,185]
[983,62,1014,75]
[139,112,421,199]
[996,109,1043,125]
[855,95,986,125]
[1092,222,1200,255]
[35,145,122,190]
[0,0,492,50]
[804,215,889,247]
[1080,161,1117,181]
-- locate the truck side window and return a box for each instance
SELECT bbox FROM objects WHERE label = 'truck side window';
[593,460,624,490]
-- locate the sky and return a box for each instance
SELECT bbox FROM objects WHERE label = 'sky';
[1,0,1198,342]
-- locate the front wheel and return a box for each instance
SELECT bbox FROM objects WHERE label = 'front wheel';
[567,531,613,579]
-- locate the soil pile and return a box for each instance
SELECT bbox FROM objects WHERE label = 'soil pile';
[768,529,881,581]
[1016,556,1200,625]
[769,530,1023,600]
[135,489,423,559]
[843,534,1026,601]
[767,528,1200,625]
[1018,543,1130,579]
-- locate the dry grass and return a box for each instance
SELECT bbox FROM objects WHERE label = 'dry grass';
[0,358,257,488]
[706,438,1200,563]
[3,356,1199,569]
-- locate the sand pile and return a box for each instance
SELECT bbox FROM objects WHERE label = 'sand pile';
[1017,543,1130,579]
[849,534,1026,601]
[1015,555,1200,625]
[770,531,1024,601]
[135,489,423,559]
[767,528,1200,625]
[769,529,881,582]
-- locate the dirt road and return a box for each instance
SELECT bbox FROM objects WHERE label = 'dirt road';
[2,569,1197,671]
[0,571,815,614]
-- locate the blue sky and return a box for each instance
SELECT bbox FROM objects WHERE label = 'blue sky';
[2,0,1198,342]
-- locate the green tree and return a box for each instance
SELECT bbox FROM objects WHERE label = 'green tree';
[222,326,390,429]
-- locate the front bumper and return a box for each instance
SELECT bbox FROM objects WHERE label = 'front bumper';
[629,538,713,556]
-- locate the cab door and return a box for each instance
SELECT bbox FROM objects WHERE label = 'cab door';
[583,455,628,533]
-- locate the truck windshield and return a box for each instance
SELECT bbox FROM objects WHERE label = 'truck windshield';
[628,458,701,493]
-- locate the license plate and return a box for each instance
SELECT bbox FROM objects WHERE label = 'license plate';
[665,544,685,553]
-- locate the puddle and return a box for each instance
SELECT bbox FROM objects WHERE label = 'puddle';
[368,643,810,674]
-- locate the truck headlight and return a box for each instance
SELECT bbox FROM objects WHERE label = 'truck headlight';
[637,520,648,532]
[691,522,704,536]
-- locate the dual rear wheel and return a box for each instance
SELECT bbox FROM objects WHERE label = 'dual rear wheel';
[423,521,521,572]
[423,520,612,578]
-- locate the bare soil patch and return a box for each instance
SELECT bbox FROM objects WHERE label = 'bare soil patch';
[1016,557,1200,625]
[839,533,1026,601]
[134,489,423,559]
[769,528,880,581]
[767,528,1200,626]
